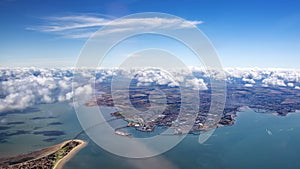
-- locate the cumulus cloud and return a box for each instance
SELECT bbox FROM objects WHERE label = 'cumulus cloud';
[1,67,300,113]
[27,14,203,39]
[244,84,253,87]
[0,68,91,112]
[287,82,294,87]
[185,78,208,90]
[134,68,179,87]
[262,77,286,87]
[74,84,93,96]
[225,68,300,87]
[242,77,255,84]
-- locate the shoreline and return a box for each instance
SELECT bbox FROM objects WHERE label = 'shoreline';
[53,139,87,169]
[0,139,87,169]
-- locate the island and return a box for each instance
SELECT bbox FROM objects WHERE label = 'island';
[0,139,87,169]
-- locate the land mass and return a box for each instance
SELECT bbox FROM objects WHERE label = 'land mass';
[0,139,87,169]
[86,80,300,135]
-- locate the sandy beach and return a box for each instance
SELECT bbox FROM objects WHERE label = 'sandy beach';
[0,139,87,169]
[53,139,87,169]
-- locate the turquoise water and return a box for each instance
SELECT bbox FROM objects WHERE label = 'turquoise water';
[1,103,300,169]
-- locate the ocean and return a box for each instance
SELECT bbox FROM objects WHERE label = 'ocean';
[1,102,300,169]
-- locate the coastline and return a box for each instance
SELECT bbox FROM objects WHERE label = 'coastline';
[53,139,87,169]
[0,139,87,169]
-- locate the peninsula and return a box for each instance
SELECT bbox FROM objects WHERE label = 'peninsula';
[0,139,87,169]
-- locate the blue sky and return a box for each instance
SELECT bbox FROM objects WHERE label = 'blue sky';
[0,0,300,68]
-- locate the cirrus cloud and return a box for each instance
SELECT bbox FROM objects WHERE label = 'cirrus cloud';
[27,14,204,39]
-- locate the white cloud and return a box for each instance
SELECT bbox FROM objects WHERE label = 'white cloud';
[0,68,93,112]
[242,77,255,84]
[74,84,93,96]
[262,77,286,87]
[1,67,300,113]
[185,78,208,90]
[135,68,179,87]
[244,84,253,87]
[287,82,294,87]
[27,14,203,39]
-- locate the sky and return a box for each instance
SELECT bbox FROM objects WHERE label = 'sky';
[0,0,300,68]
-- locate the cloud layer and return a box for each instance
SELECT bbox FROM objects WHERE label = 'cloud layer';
[1,67,300,113]
[0,68,91,112]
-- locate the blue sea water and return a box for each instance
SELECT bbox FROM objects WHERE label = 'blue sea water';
[1,103,300,169]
